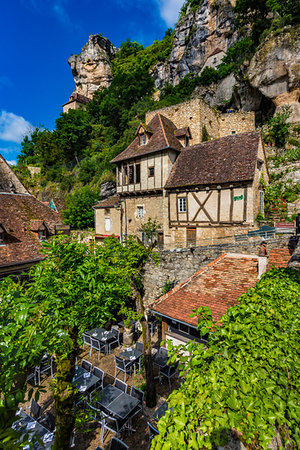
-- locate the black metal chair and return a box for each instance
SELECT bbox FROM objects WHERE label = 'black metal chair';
[93,366,104,390]
[128,386,144,431]
[101,416,128,443]
[81,359,92,372]
[110,436,129,450]
[40,411,56,432]
[90,338,106,360]
[114,356,132,382]
[159,364,178,390]
[83,333,92,351]
[35,354,54,385]
[108,329,121,353]
[147,421,159,448]
[135,342,143,353]
[114,378,127,393]
[27,399,42,420]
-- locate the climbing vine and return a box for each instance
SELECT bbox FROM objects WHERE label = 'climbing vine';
[152,268,300,449]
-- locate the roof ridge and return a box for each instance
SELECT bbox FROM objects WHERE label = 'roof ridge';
[157,112,169,148]
[152,253,227,308]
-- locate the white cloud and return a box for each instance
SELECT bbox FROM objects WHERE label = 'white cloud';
[0,111,34,144]
[7,160,17,166]
[156,0,184,26]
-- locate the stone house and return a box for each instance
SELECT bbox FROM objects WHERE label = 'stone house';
[0,154,69,278]
[150,253,261,347]
[94,100,267,249]
[62,93,91,113]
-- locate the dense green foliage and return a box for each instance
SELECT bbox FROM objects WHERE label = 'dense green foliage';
[62,186,100,229]
[263,106,291,148]
[0,235,155,447]
[152,268,300,449]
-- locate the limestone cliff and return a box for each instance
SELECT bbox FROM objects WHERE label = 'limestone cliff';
[247,26,300,124]
[151,0,237,89]
[68,34,118,99]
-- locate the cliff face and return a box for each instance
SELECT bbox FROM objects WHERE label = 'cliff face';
[151,0,237,89]
[247,27,300,123]
[68,34,118,99]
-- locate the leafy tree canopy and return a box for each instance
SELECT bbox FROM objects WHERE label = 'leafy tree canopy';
[152,268,300,449]
[62,186,100,229]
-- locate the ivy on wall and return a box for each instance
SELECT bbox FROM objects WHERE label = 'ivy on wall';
[152,268,300,449]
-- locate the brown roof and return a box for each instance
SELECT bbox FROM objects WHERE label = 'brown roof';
[62,93,91,107]
[165,131,261,189]
[110,113,183,163]
[93,195,120,209]
[0,193,63,267]
[175,127,191,138]
[151,254,259,326]
[267,248,291,271]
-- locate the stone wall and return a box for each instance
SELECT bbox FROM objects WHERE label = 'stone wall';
[145,99,255,146]
[218,111,255,137]
[143,235,290,307]
[0,154,29,194]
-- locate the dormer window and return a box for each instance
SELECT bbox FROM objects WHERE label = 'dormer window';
[184,136,189,147]
[140,133,146,145]
[38,230,47,241]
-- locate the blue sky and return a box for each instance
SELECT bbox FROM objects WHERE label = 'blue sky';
[0,0,184,165]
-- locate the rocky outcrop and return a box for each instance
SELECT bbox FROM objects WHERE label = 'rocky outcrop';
[151,0,237,89]
[100,181,116,199]
[247,27,300,123]
[68,34,118,99]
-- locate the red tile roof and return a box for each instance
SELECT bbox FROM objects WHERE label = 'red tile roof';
[110,113,183,163]
[93,195,120,209]
[165,131,261,188]
[267,248,291,270]
[0,193,64,267]
[151,254,259,326]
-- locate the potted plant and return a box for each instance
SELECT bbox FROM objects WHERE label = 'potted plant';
[120,307,140,346]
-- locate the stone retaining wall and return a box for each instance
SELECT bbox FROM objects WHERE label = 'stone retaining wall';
[143,235,291,307]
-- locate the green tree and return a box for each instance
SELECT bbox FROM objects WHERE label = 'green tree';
[62,186,100,229]
[263,106,291,148]
[55,109,92,162]
[152,268,300,449]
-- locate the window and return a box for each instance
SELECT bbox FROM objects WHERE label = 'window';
[137,206,144,219]
[178,197,186,213]
[184,136,189,147]
[38,230,47,241]
[140,133,146,145]
[231,131,236,135]
[148,167,154,177]
[128,165,134,184]
[123,165,128,184]
[105,217,111,232]
[0,232,4,245]
[259,190,264,213]
[135,164,140,184]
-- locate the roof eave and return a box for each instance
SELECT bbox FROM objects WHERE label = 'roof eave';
[110,146,181,164]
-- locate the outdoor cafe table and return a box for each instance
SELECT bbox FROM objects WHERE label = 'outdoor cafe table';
[86,327,115,353]
[93,384,140,420]
[73,366,100,396]
[119,347,142,375]
[12,409,54,449]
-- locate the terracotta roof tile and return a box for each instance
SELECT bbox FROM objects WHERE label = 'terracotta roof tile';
[110,113,183,163]
[165,131,261,188]
[267,248,291,270]
[0,193,64,267]
[151,254,259,325]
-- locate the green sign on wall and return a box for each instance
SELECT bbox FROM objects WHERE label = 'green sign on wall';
[234,194,243,201]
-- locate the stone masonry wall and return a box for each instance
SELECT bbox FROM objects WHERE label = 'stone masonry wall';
[143,235,290,307]
[218,111,255,137]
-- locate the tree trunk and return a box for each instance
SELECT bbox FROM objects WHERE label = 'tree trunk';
[53,327,79,450]
[131,278,156,408]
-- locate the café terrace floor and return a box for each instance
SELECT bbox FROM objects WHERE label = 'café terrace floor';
[22,332,181,449]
